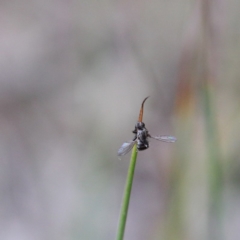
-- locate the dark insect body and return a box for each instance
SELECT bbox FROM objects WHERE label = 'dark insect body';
[132,122,149,151]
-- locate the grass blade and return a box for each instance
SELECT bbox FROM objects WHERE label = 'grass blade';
[116,144,138,240]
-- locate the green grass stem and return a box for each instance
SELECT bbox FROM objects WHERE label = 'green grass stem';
[202,84,223,240]
[116,144,138,240]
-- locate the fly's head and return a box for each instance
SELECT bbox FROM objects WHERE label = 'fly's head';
[136,122,145,130]
[132,122,147,136]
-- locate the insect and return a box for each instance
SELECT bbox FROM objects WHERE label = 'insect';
[117,97,176,156]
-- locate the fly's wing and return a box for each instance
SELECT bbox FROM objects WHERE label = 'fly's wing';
[149,135,177,143]
[117,141,136,156]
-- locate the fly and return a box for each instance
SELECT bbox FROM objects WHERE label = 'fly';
[117,97,176,156]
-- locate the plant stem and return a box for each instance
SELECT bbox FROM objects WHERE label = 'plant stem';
[116,144,138,240]
[202,84,223,240]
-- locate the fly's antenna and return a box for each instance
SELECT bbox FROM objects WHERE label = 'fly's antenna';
[138,96,149,122]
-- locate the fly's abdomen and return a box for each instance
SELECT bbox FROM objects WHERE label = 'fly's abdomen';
[137,139,149,151]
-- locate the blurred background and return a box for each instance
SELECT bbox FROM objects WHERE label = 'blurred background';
[0,0,239,239]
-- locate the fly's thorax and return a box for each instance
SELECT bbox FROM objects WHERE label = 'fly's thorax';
[137,128,148,141]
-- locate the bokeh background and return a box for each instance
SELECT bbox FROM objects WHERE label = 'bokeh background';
[0,0,240,239]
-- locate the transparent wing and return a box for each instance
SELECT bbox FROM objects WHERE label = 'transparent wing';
[117,141,136,156]
[149,135,177,143]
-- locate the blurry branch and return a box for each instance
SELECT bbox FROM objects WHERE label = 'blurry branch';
[171,0,225,239]
[166,3,201,240]
[200,0,224,239]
